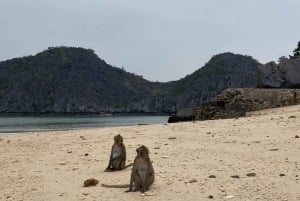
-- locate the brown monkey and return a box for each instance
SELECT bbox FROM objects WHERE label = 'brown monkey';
[105,134,132,172]
[102,145,154,193]
[127,145,154,193]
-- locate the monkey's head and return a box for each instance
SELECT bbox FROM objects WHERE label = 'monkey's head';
[136,145,149,157]
[114,134,123,144]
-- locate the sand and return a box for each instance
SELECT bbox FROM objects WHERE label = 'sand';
[0,105,300,201]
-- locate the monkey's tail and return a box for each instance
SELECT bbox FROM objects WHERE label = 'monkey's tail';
[124,163,133,169]
[101,184,130,188]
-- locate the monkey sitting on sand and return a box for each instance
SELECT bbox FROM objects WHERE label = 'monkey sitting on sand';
[105,134,132,172]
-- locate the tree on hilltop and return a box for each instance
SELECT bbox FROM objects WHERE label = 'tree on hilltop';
[289,41,300,59]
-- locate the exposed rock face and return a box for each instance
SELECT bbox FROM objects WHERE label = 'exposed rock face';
[0,47,175,113]
[171,53,260,111]
[193,88,300,120]
[257,57,300,88]
[0,47,260,114]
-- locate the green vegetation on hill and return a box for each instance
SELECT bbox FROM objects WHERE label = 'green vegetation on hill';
[0,47,260,113]
[289,41,300,60]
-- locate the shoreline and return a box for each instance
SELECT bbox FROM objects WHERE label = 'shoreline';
[0,115,169,134]
[1,105,299,201]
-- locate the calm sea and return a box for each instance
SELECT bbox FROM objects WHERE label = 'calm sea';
[0,114,169,134]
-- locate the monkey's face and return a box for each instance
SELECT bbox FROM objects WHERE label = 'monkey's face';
[136,145,149,157]
[114,134,123,144]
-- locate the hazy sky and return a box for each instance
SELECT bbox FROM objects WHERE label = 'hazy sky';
[1,0,299,82]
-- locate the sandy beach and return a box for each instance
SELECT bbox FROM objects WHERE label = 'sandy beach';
[0,105,299,201]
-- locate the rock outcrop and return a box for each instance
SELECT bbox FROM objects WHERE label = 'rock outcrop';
[257,57,300,88]
[192,88,300,120]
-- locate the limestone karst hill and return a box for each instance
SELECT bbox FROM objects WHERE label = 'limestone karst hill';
[0,47,260,113]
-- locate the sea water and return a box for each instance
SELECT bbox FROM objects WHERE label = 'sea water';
[0,114,169,133]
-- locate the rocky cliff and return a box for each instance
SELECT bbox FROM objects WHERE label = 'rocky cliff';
[0,47,260,114]
[257,57,300,88]
[171,53,259,110]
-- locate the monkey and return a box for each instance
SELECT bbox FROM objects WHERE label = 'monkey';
[105,134,132,172]
[83,178,99,187]
[127,145,154,193]
[101,145,155,193]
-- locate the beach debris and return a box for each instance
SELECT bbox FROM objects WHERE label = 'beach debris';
[67,150,72,153]
[225,195,235,199]
[188,178,198,183]
[206,132,211,134]
[161,155,169,158]
[295,135,299,138]
[208,175,217,178]
[288,115,297,119]
[269,148,279,151]
[80,136,86,140]
[83,178,99,187]
[208,195,214,199]
[84,153,89,156]
[246,173,256,177]
[231,175,240,179]
[82,193,89,196]
[168,137,177,140]
[140,192,156,196]
[279,173,285,177]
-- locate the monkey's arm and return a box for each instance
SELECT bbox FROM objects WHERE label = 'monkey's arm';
[141,159,154,192]
[126,166,136,192]
[105,146,114,171]
[141,171,149,193]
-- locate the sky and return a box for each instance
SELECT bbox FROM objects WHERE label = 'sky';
[0,0,300,82]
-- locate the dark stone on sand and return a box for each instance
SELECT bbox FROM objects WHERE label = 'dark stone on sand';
[279,173,285,177]
[208,175,217,178]
[269,148,279,151]
[231,175,240,179]
[295,135,299,138]
[188,179,198,183]
[208,195,214,199]
[168,115,194,123]
[246,173,256,177]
